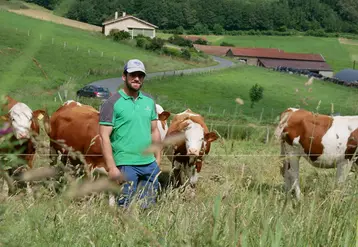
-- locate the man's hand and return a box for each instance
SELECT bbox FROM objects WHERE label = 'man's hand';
[108,166,125,184]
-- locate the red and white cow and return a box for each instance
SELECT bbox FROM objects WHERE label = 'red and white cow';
[164,109,219,188]
[44,100,106,173]
[0,96,48,194]
[45,100,171,204]
[275,107,358,200]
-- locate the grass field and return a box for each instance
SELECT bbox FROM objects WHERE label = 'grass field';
[0,10,215,110]
[157,33,357,72]
[142,65,358,124]
[1,138,358,246]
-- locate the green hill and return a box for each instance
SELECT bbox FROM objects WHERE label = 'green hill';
[143,65,358,124]
[0,10,209,109]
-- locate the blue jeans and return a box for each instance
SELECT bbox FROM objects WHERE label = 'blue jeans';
[117,161,160,209]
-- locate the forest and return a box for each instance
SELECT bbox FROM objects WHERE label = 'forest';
[25,0,358,34]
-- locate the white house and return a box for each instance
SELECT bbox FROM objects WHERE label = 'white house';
[102,12,158,38]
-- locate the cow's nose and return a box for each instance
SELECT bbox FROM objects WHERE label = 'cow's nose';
[187,148,199,156]
[17,132,30,139]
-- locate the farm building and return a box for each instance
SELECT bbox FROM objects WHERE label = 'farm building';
[102,12,158,38]
[193,44,283,58]
[226,48,333,77]
[334,69,358,83]
[193,44,232,56]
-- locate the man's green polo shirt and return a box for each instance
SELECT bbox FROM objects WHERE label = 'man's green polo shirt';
[99,89,158,166]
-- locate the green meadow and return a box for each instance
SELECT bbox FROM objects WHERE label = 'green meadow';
[1,7,358,247]
[0,10,213,108]
[143,66,358,124]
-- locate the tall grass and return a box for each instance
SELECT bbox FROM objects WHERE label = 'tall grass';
[1,140,358,246]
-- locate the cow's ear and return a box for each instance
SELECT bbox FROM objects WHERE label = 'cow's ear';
[204,132,218,142]
[32,109,47,120]
[158,111,170,121]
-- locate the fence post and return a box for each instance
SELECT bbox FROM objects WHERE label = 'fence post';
[265,126,270,144]
[259,108,264,123]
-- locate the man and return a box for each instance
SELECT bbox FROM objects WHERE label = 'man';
[99,59,161,208]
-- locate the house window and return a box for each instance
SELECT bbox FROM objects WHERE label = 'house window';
[128,28,154,38]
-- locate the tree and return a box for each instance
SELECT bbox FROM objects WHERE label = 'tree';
[249,84,264,108]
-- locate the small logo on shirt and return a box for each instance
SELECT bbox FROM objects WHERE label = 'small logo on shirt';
[145,106,151,111]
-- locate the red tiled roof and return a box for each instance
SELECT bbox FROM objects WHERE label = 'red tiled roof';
[228,48,324,61]
[193,44,233,56]
[259,58,332,71]
[194,44,283,56]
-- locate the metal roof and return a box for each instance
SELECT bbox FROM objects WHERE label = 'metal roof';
[259,58,332,71]
[228,48,325,61]
[193,44,281,56]
[334,69,358,82]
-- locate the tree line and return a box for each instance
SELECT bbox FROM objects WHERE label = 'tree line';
[25,0,358,34]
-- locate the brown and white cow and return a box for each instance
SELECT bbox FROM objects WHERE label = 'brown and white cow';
[275,107,358,200]
[44,100,106,174]
[0,96,48,194]
[164,109,219,188]
[45,100,171,204]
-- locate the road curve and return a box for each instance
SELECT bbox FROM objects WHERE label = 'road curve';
[89,56,236,93]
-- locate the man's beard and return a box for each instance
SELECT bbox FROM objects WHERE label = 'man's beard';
[125,79,142,92]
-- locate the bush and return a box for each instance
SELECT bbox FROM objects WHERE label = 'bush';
[136,38,150,49]
[162,47,181,57]
[109,29,131,41]
[174,26,185,35]
[220,41,235,47]
[168,35,193,47]
[181,48,191,60]
[249,83,264,108]
[147,37,165,51]
[193,38,208,45]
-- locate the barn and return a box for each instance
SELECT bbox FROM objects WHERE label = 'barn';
[102,12,158,38]
[226,48,333,77]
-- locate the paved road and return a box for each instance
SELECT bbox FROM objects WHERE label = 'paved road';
[89,56,236,93]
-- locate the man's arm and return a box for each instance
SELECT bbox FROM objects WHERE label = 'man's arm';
[151,120,161,165]
[99,125,121,181]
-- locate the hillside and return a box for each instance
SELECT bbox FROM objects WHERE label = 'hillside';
[158,33,358,73]
[142,65,358,123]
[0,10,212,110]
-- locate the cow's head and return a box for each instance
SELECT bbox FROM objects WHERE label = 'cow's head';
[7,102,33,139]
[183,120,218,156]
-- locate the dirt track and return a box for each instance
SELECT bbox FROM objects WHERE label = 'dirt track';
[338,38,358,46]
[8,9,102,32]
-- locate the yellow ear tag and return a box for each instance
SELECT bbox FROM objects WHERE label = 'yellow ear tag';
[37,113,44,120]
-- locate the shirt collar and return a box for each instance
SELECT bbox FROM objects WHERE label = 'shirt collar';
[119,89,143,100]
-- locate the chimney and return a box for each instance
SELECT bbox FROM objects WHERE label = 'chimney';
[122,12,126,17]
[115,11,118,19]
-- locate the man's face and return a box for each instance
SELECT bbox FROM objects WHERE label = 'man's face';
[122,71,145,92]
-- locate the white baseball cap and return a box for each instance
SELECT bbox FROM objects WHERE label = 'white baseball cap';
[124,59,146,75]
